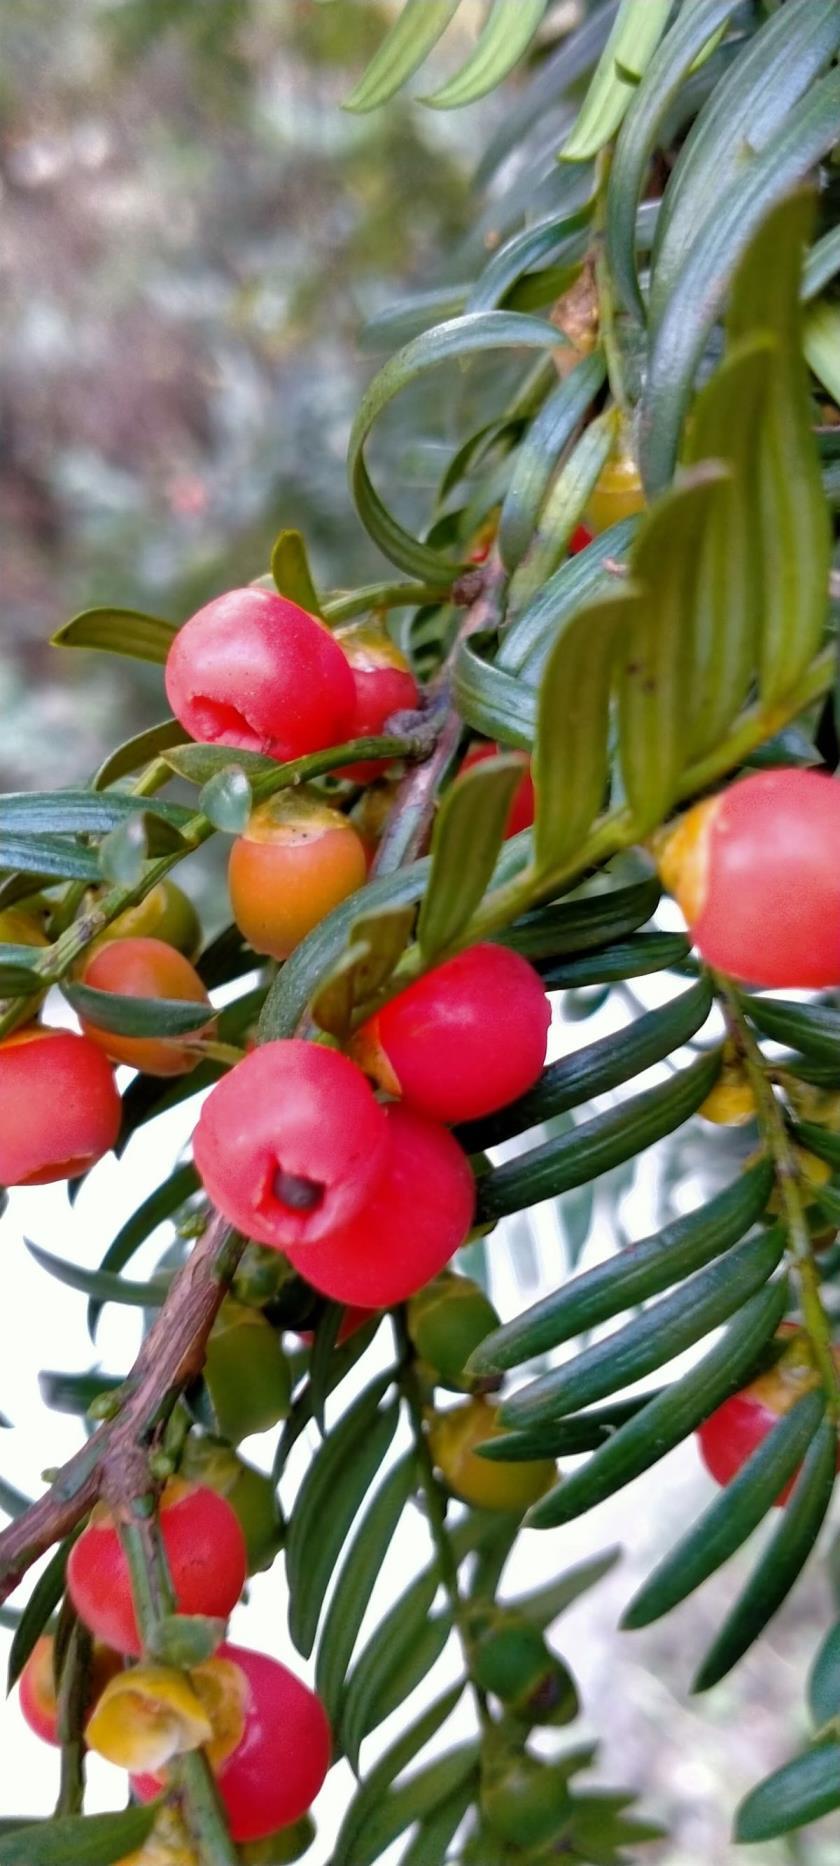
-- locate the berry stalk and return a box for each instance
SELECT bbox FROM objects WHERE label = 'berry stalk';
[717,977,840,1425]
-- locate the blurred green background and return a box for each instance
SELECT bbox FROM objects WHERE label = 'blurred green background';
[0,0,492,788]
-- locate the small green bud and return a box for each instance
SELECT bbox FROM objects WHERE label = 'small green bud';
[481,1754,571,1849]
[407,1272,501,1392]
[204,1299,291,1443]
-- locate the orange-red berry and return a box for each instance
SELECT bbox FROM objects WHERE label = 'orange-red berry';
[228,792,367,961]
[67,1481,246,1656]
[193,1039,389,1249]
[355,944,550,1125]
[285,1102,475,1307]
[131,1642,330,1843]
[19,1635,121,1747]
[165,588,355,761]
[660,769,840,988]
[80,937,214,1077]
[697,1327,840,1505]
[459,744,535,839]
[0,1025,121,1185]
[335,623,419,782]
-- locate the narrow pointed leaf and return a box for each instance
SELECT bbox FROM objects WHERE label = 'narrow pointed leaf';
[726,191,831,705]
[619,469,728,833]
[539,930,690,988]
[693,1420,837,1691]
[501,1224,784,1428]
[681,338,771,758]
[312,904,416,1039]
[509,409,616,607]
[499,517,638,678]
[348,312,559,580]
[418,753,526,957]
[270,529,323,616]
[606,0,739,321]
[343,1748,479,1866]
[0,791,189,836]
[498,353,605,573]
[341,1590,449,1774]
[477,1047,722,1223]
[0,1807,158,1866]
[51,607,176,663]
[316,1454,416,1721]
[39,1370,122,1418]
[344,0,462,112]
[8,1536,78,1691]
[286,1372,397,1657]
[0,836,103,883]
[62,979,211,1038]
[513,1547,621,1629]
[527,1279,789,1528]
[333,1685,465,1866]
[400,1777,475,1866]
[92,720,185,790]
[746,995,840,1063]
[88,1162,199,1338]
[499,871,660,961]
[642,68,840,490]
[809,1620,840,1727]
[534,589,635,872]
[478,1395,663,1461]
[624,1388,826,1629]
[650,0,840,325]
[562,0,673,162]
[25,1239,169,1310]
[471,1158,771,1373]
[452,639,536,748]
[459,976,712,1155]
[426,0,548,109]
[735,1744,840,1844]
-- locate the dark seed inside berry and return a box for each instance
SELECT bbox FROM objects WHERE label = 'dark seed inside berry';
[273,1168,325,1213]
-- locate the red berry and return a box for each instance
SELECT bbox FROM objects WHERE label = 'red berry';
[228,792,367,961]
[459,744,535,839]
[697,1327,840,1505]
[285,1102,475,1307]
[67,1481,246,1656]
[569,523,594,554]
[0,1026,121,1186]
[335,623,420,782]
[19,1636,122,1747]
[80,937,214,1078]
[193,1039,389,1249]
[660,770,840,988]
[355,944,550,1125]
[132,1641,330,1842]
[165,588,355,761]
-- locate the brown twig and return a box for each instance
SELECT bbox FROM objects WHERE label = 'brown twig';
[371,556,509,877]
[0,1210,242,1603]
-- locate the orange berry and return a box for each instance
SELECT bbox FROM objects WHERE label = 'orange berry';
[228,791,366,960]
[80,937,214,1077]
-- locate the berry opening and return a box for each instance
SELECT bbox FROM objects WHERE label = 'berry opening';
[271,1168,326,1214]
[187,697,263,750]
[20,1152,95,1186]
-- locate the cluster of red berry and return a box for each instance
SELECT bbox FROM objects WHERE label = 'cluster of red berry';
[8,567,840,1847]
[16,1481,327,1842]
